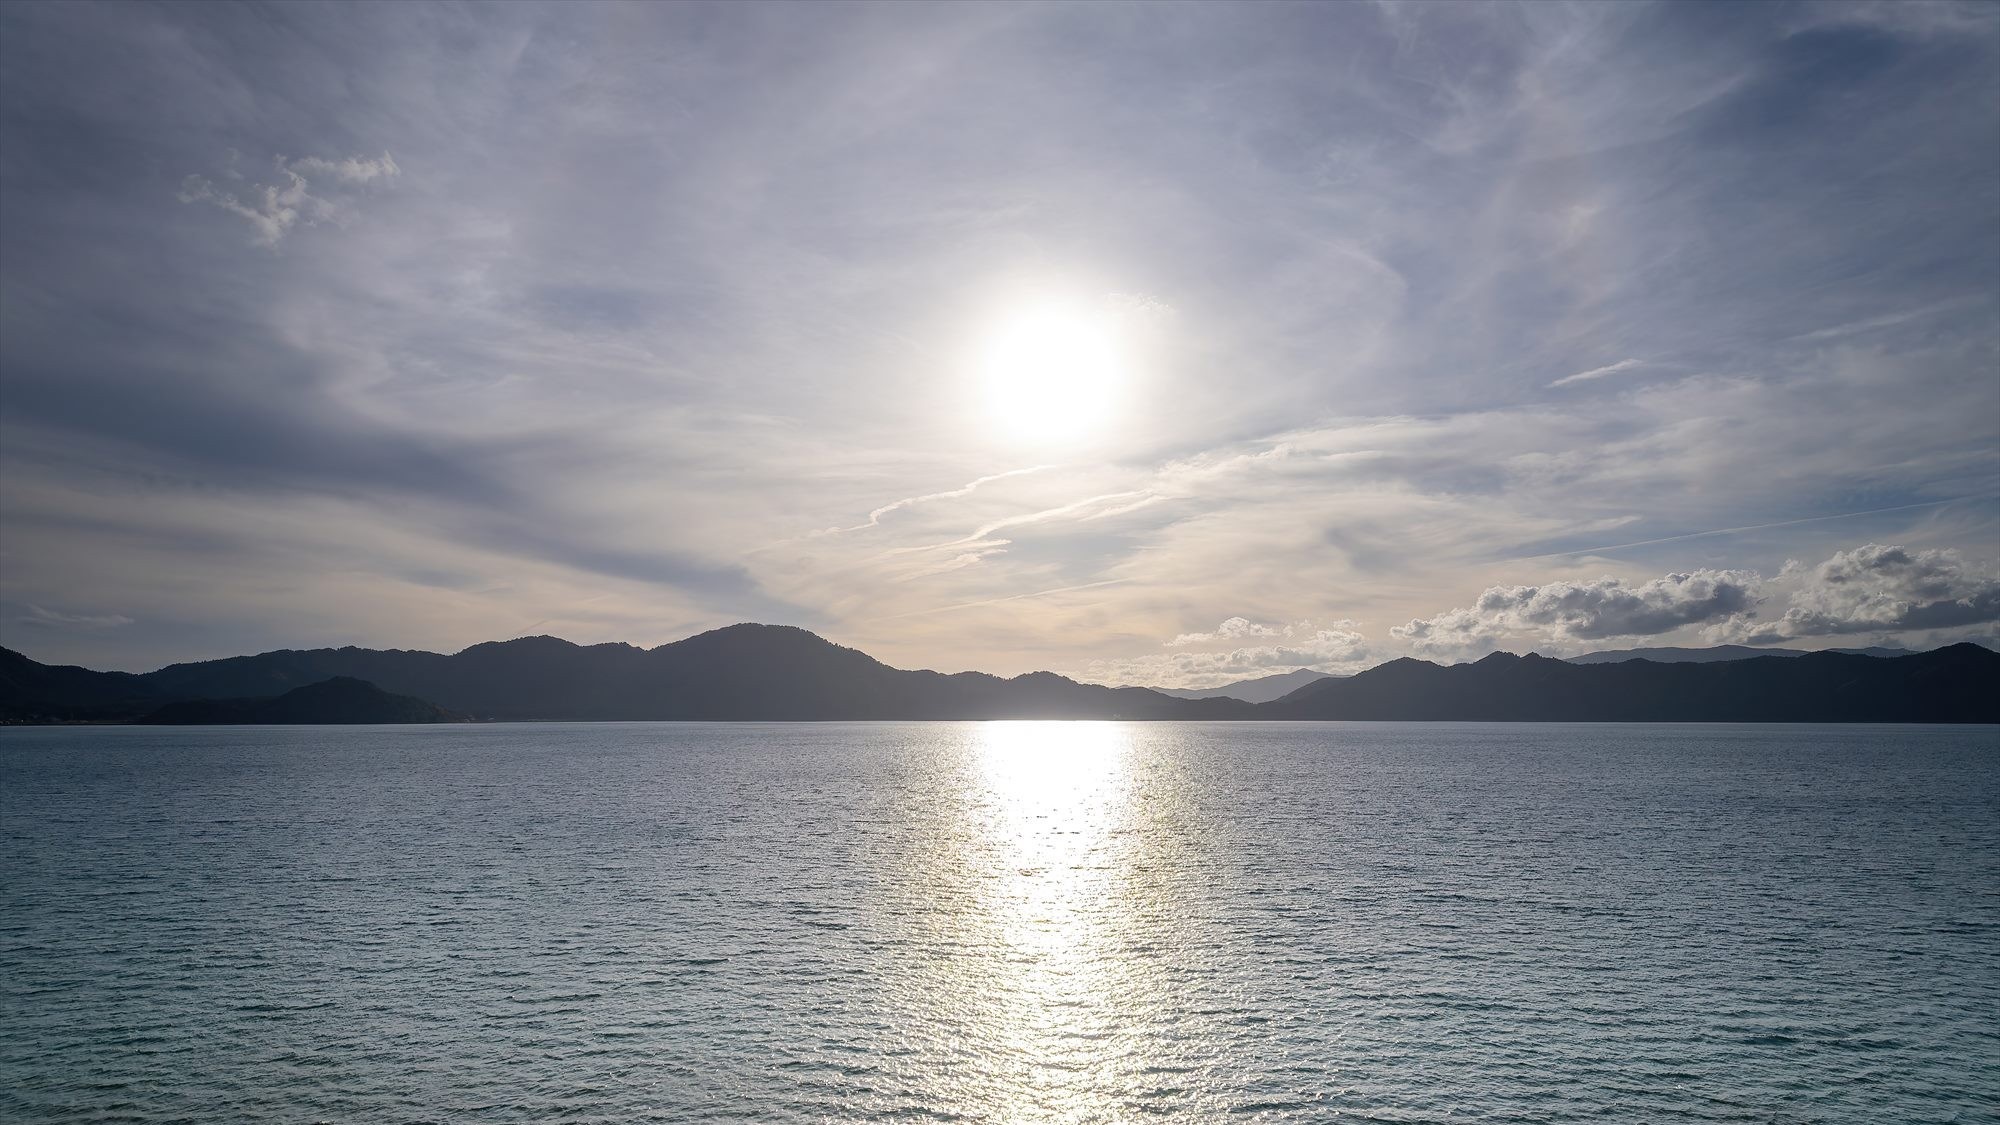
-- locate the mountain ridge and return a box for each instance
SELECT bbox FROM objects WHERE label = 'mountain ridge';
[1138,668,1338,703]
[1,624,1242,722]
[3,627,1994,723]
[1264,645,1996,722]
[1564,643,1911,664]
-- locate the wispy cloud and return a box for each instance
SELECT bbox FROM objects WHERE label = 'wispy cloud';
[1549,358,1646,389]
[1,2,1994,675]
[816,465,1051,535]
[892,490,1164,559]
[874,579,1132,623]
[1786,295,1986,342]
[1502,496,1997,563]
[18,605,135,630]
[286,153,401,185]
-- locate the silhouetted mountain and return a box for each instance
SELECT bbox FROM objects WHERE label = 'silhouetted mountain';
[1146,668,1337,703]
[1261,645,1998,722]
[139,678,467,725]
[0,646,158,721]
[4,629,1993,723]
[1565,644,1908,664]
[7,625,1242,722]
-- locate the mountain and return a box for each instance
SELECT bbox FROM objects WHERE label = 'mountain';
[1148,668,1337,703]
[4,628,1994,724]
[2,625,1246,722]
[1565,644,1909,664]
[139,677,467,725]
[0,646,159,721]
[1262,644,1998,722]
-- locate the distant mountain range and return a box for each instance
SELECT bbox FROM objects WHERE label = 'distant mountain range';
[1564,643,1909,664]
[1144,668,1336,703]
[1263,646,1995,723]
[1122,645,1916,702]
[2,626,1993,724]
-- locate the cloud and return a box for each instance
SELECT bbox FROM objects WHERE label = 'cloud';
[1084,619,1370,689]
[286,152,401,184]
[178,152,399,246]
[817,465,1051,534]
[3,2,1995,676]
[1395,544,2000,658]
[887,489,1166,563]
[1165,616,1282,647]
[177,169,316,246]
[1393,570,1763,657]
[17,604,134,630]
[1549,358,1646,389]
[1787,296,1984,342]
[1731,544,2000,641]
[1102,291,1177,323]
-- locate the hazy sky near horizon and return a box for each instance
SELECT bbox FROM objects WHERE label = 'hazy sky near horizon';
[2,0,1997,685]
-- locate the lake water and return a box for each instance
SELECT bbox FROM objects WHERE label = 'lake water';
[2,722,1996,1123]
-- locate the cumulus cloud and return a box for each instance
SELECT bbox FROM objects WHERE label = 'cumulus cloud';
[1393,545,2000,659]
[178,152,398,245]
[1731,544,2000,641]
[1084,619,1370,689]
[1393,570,1763,657]
[1165,616,1281,647]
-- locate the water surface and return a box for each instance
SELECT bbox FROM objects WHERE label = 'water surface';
[3,722,1996,1122]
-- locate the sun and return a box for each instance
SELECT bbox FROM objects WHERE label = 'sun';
[976,300,1125,445]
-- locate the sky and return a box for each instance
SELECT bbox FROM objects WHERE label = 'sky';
[1,1,1997,686]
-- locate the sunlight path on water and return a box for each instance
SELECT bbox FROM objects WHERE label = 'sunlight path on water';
[952,723,1152,1121]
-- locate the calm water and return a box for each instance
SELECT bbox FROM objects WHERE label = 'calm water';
[2,722,1997,1123]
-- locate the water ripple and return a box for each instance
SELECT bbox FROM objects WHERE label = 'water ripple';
[1,721,1996,1122]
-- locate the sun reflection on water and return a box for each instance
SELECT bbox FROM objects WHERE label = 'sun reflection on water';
[951,721,1160,1121]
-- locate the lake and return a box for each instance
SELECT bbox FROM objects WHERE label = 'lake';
[2,722,1996,1122]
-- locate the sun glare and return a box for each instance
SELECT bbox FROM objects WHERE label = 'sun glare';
[977,301,1125,445]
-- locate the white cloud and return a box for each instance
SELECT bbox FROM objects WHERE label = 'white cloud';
[1393,570,1763,658]
[1084,619,1370,689]
[286,152,401,184]
[1727,544,2000,641]
[1102,291,1177,323]
[10,3,1995,677]
[1392,544,2000,659]
[1164,616,1282,646]
[178,152,399,246]
[1549,358,1646,389]
[815,465,1051,535]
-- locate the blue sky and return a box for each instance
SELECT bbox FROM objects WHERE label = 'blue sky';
[1,1,1995,683]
